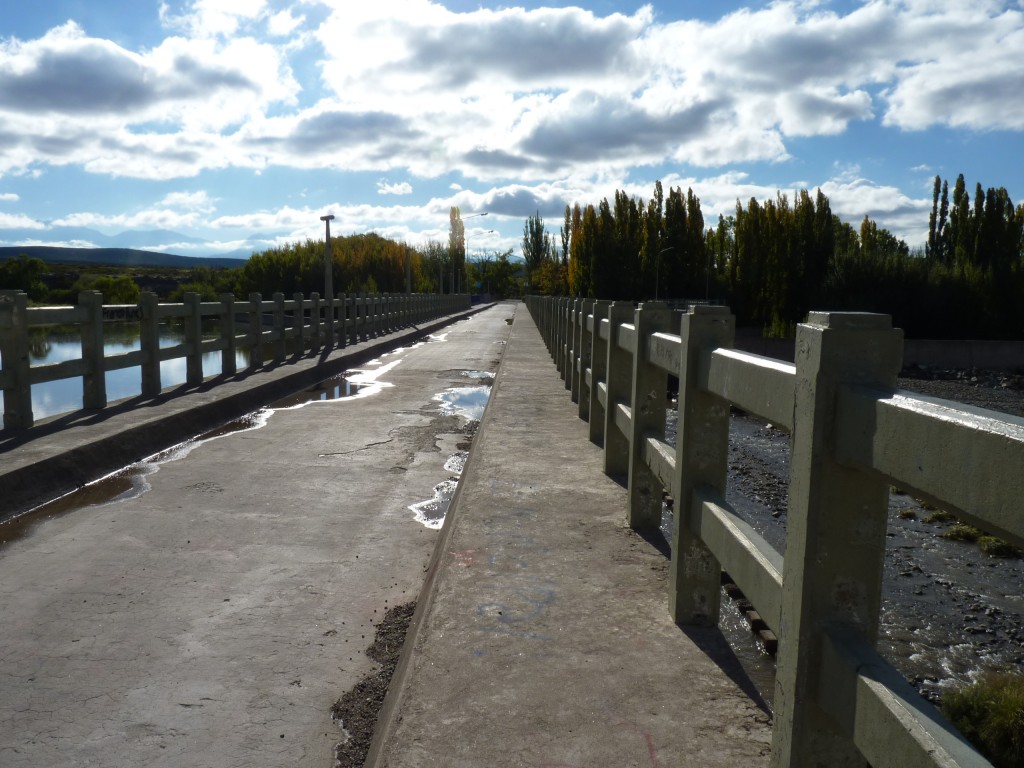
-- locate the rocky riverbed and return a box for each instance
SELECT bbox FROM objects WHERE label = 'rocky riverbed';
[718,366,1024,705]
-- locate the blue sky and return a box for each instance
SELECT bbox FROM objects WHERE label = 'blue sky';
[0,0,1022,260]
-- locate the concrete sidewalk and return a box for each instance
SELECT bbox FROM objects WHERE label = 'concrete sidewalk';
[0,305,487,519]
[370,308,773,766]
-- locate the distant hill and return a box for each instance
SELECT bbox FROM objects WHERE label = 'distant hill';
[0,246,247,270]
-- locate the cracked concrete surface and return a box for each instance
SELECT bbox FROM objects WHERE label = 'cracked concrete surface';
[0,303,516,768]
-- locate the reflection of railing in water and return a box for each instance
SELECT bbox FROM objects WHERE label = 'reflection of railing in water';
[528,295,1022,768]
[0,289,469,430]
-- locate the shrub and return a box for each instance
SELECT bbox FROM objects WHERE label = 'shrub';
[942,524,981,542]
[978,536,1021,558]
[942,672,1024,767]
[923,510,956,524]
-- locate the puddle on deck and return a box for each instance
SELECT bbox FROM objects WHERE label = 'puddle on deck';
[434,385,491,422]
[408,370,495,529]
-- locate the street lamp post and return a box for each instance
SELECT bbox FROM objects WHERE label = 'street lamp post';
[320,214,335,342]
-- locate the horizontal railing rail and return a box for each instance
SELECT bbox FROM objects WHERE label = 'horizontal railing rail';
[0,289,470,431]
[527,295,1014,768]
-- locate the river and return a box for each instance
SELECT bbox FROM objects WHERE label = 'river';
[0,323,248,422]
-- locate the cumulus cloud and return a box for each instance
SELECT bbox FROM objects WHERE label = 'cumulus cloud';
[0,1,1019,252]
[377,180,413,195]
[0,212,43,229]
[0,193,19,202]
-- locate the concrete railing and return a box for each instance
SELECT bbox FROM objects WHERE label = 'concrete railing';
[526,295,1022,768]
[0,289,469,431]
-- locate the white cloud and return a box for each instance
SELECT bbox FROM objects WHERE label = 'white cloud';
[2,2,1021,184]
[377,180,413,196]
[53,207,208,231]
[267,10,304,37]
[0,193,19,202]
[160,190,218,212]
[162,0,269,38]
[0,212,43,229]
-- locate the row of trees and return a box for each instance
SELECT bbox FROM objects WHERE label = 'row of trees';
[523,176,1024,338]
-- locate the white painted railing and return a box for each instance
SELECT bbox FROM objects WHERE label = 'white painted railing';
[0,290,469,430]
[527,295,1021,768]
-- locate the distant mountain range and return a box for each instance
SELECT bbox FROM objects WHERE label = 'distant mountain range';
[0,246,247,270]
[0,226,261,262]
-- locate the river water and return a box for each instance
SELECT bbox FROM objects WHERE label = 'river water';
[0,323,248,422]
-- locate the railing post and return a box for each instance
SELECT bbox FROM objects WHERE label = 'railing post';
[771,312,903,768]
[627,302,673,531]
[570,299,586,403]
[184,292,203,386]
[310,292,322,352]
[0,290,33,430]
[272,292,286,361]
[220,293,237,376]
[293,292,305,353]
[577,300,595,421]
[139,292,161,396]
[324,290,335,348]
[602,301,634,479]
[80,290,106,410]
[247,293,263,368]
[587,300,611,444]
[340,293,350,348]
[559,298,571,381]
[671,305,735,625]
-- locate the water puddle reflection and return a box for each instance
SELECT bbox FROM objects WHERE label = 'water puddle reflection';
[409,479,460,530]
[409,369,495,529]
[435,386,490,422]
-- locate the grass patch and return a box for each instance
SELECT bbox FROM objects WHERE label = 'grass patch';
[923,510,956,524]
[897,508,918,520]
[942,672,1024,768]
[942,524,982,542]
[979,536,1022,559]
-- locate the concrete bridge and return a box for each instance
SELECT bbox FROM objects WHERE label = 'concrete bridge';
[1,296,1018,767]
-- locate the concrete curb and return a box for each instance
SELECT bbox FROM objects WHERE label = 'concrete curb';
[362,306,510,767]
[0,304,491,520]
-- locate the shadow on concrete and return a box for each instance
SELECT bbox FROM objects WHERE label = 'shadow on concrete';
[679,624,774,718]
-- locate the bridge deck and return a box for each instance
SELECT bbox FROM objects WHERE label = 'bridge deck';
[0,302,772,767]
[370,306,772,767]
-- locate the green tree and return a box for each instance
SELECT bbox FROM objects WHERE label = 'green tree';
[0,254,48,301]
[521,211,551,287]
[87,275,140,304]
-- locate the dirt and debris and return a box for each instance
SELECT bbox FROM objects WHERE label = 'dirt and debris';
[331,601,416,768]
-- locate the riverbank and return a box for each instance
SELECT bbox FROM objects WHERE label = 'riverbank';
[721,366,1024,705]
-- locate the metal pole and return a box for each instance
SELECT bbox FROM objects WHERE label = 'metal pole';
[321,214,335,300]
[321,214,335,343]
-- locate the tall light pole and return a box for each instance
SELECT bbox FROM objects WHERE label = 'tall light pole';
[459,212,488,294]
[320,214,335,342]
